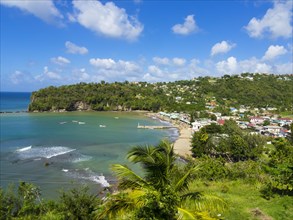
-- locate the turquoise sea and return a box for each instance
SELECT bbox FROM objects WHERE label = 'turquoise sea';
[0,92,178,198]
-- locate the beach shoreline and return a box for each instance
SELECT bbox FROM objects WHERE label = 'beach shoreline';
[146,113,193,158]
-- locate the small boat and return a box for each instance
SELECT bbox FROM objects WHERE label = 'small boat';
[114,117,119,119]
[78,122,85,125]
[59,121,67,124]
[99,124,106,128]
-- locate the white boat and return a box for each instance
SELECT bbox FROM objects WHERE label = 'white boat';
[78,122,85,125]
[99,124,106,128]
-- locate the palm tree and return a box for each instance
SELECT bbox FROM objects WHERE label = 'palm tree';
[97,140,226,220]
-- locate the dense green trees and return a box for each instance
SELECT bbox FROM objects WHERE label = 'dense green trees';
[191,120,266,162]
[28,74,293,113]
[0,183,101,219]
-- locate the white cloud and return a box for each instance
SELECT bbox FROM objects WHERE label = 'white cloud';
[153,57,169,65]
[211,41,236,56]
[235,57,272,74]
[71,0,143,40]
[0,0,63,24]
[89,58,116,69]
[73,68,90,81]
[274,62,293,74]
[216,57,238,74]
[148,65,164,77]
[173,58,186,66]
[10,71,24,84]
[89,58,141,78]
[35,66,61,81]
[65,41,88,55]
[51,56,71,65]
[245,1,293,39]
[262,45,287,60]
[172,15,198,35]
[44,66,61,80]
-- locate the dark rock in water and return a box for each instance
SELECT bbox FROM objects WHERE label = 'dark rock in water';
[44,161,52,167]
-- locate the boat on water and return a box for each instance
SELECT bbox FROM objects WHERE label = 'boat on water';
[99,124,106,128]
[78,122,85,125]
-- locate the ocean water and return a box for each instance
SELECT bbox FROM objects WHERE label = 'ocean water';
[0,92,178,198]
[0,92,31,112]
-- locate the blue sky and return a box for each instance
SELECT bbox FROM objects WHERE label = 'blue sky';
[1,0,292,92]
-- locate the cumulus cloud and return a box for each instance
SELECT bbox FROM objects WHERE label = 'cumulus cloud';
[211,41,236,56]
[35,66,61,81]
[65,41,88,55]
[148,65,164,77]
[71,0,143,40]
[245,1,293,39]
[172,15,199,35]
[274,62,293,74]
[153,57,169,65]
[72,68,90,81]
[9,70,35,85]
[0,0,63,24]
[51,56,71,65]
[216,57,238,74]
[89,58,116,69]
[89,58,141,75]
[173,58,186,66]
[262,45,287,60]
[215,57,279,75]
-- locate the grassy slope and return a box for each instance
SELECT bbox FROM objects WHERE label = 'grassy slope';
[188,180,293,220]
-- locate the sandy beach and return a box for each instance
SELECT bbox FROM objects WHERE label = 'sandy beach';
[147,113,193,157]
[173,126,193,157]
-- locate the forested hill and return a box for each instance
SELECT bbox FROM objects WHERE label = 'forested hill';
[28,73,293,113]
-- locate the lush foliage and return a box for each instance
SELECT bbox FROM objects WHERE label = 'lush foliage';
[0,183,101,220]
[98,140,226,219]
[28,74,293,112]
[1,137,292,219]
[191,120,266,162]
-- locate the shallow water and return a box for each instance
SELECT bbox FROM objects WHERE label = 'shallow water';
[0,111,178,198]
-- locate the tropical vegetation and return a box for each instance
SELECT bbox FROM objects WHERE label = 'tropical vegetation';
[1,137,292,219]
[28,73,293,113]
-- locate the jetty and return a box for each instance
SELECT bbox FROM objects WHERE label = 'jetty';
[137,123,176,129]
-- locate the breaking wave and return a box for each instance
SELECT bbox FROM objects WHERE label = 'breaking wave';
[13,146,76,160]
[62,168,110,188]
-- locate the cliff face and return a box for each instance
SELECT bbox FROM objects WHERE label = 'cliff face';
[74,101,91,111]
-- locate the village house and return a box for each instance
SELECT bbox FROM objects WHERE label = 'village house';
[250,116,265,125]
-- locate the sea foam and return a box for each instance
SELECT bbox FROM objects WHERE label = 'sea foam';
[14,146,76,160]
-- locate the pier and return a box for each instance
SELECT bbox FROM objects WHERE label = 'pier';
[137,124,176,129]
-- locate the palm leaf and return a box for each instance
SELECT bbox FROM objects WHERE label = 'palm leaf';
[97,190,146,219]
[193,193,227,213]
[180,191,202,201]
[111,164,148,189]
[175,165,200,192]
[177,207,196,220]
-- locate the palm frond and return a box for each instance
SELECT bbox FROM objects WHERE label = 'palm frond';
[180,191,202,201]
[177,207,196,220]
[127,145,157,164]
[175,165,200,192]
[111,164,148,189]
[97,189,148,219]
[193,193,228,213]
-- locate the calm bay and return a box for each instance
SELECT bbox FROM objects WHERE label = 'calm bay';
[0,92,178,198]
